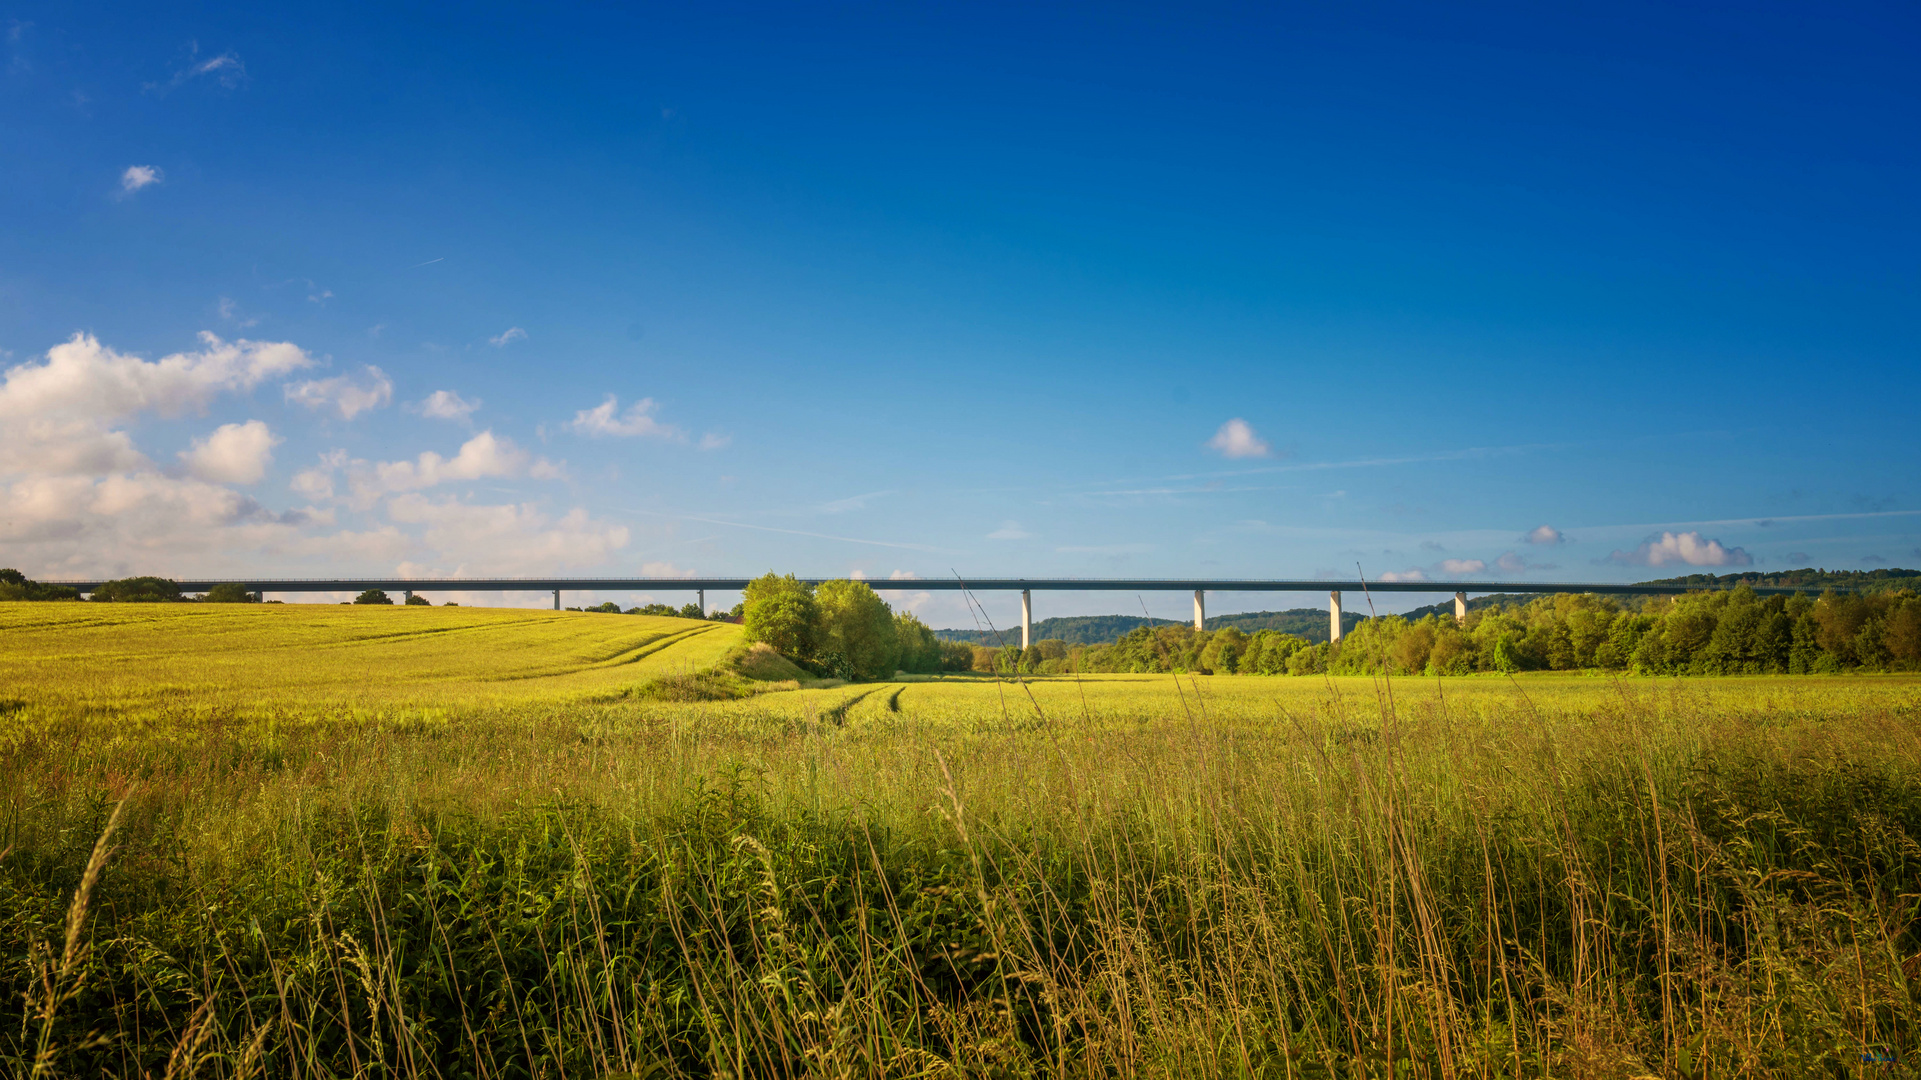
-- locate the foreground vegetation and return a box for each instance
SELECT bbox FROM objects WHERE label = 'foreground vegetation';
[5,602,1921,1077]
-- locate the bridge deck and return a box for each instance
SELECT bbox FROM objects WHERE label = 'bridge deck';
[39,576,1840,596]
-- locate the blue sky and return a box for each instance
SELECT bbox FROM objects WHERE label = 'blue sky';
[3,2,1916,624]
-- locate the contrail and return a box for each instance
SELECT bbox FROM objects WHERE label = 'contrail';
[406,257,445,268]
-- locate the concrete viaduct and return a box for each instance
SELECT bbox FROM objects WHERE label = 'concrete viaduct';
[47,576,1838,649]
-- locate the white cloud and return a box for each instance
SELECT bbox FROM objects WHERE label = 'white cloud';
[146,48,246,95]
[1525,525,1565,546]
[0,332,310,423]
[987,521,1031,540]
[120,165,162,193]
[488,327,527,347]
[216,297,259,328]
[414,389,481,421]
[567,395,684,440]
[1206,418,1271,459]
[698,432,732,451]
[1438,558,1486,575]
[180,420,278,484]
[290,449,346,500]
[1378,569,1429,582]
[294,432,564,508]
[386,495,629,570]
[284,366,393,419]
[1609,531,1754,568]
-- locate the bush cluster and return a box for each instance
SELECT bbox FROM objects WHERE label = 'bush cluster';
[739,573,973,680]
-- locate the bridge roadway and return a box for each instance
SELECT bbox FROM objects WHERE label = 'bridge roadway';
[45,575,1837,650]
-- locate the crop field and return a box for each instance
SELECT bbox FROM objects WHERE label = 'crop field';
[0,602,743,716]
[6,601,1921,1078]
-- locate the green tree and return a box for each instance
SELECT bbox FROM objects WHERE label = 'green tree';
[893,611,944,673]
[353,589,393,605]
[0,569,80,601]
[815,579,900,681]
[405,594,433,606]
[741,573,821,663]
[204,583,260,603]
[93,577,182,603]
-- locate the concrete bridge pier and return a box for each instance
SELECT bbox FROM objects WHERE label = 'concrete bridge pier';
[1193,589,1205,631]
[403,589,413,603]
[1455,591,1468,625]
[698,588,705,616]
[553,589,560,611]
[1330,590,1344,643]
[1020,589,1032,650]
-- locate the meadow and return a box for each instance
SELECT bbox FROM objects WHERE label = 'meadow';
[5,602,1921,1077]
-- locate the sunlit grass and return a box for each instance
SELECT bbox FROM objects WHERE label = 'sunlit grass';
[5,601,1921,1076]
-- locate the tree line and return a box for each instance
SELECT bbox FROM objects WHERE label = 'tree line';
[988,585,1921,676]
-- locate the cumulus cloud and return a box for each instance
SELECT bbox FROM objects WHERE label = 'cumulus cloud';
[120,165,163,194]
[987,521,1031,540]
[1206,418,1271,459]
[386,495,629,570]
[180,420,278,484]
[0,331,617,583]
[1608,531,1753,568]
[1525,525,1565,546]
[567,395,684,440]
[1,332,310,422]
[294,432,564,508]
[488,327,527,347]
[284,366,393,419]
[0,332,311,479]
[414,389,481,421]
[1439,558,1486,575]
[1378,569,1429,582]
[698,432,732,451]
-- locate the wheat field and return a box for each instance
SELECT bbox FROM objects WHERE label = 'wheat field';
[5,601,1921,1077]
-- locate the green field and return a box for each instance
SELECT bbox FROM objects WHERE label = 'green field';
[6,602,1921,1077]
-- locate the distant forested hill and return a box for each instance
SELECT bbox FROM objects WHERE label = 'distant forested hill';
[1396,569,1921,621]
[934,608,1365,646]
[1640,567,1920,593]
[940,569,1921,648]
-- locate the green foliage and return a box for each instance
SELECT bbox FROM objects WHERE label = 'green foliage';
[1058,586,1921,677]
[0,569,79,601]
[585,601,623,613]
[202,583,259,603]
[90,576,181,603]
[740,573,821,662]
[893,611,946,673]
[815,580,900,681]
[352,588,393,605]
[404,594,432,606]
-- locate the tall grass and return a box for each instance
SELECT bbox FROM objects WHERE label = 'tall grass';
[4,674,1921,1076]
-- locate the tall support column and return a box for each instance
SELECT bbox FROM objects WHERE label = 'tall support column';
[1020,589,1032,650]
[403,589,413,603]
[553,589,560,611]
[1329,590,1344,643]
[698,588,705,616]
[1454,591,1468,626]
[1193,589,1206,631]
